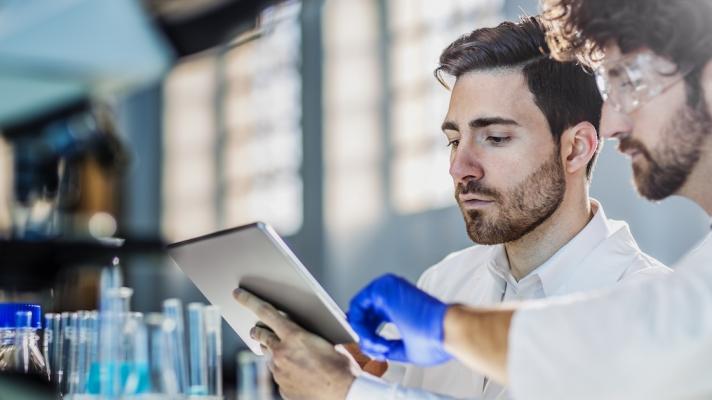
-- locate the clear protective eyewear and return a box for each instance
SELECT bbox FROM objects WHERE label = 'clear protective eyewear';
[595,51,692,114]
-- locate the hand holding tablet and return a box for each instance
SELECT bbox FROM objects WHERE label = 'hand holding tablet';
[167,222,357,354]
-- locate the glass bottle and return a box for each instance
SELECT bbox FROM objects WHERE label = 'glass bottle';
[0,303,49,380]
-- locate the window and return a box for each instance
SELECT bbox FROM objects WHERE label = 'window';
[163,55,219,241]
[222,1,303,236]
[388,0,504,213]
[323,0,384,230]
[162,1,303,242]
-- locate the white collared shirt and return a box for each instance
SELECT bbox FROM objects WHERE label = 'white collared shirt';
[346,202,671,400]
[507,230,712,400]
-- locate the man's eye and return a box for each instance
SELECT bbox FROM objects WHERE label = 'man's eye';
[446,140,460,148]
[619,79,634,89]
[487,136,510,145]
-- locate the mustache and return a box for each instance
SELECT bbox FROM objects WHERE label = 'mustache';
[455,180,500,200]
[618,137,653,161]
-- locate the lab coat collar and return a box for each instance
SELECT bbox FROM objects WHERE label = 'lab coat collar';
[534,199,613,296]
[485,199,613,297]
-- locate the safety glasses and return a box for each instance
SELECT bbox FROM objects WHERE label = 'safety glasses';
[594,50,692,114]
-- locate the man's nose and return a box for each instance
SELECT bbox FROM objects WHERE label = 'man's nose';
[600,101,633,140]
[449,145,484,183]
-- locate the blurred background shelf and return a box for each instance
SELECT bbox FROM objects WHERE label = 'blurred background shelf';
[0,238,163,291]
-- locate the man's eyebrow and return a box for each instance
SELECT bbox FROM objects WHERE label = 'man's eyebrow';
[441,117,520,132]
[469,117,519,129]
[441,121,458,131]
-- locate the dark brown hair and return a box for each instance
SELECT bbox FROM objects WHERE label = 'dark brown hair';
[436,17,603,178]
[542,0,712,106]
[542,0,712,65]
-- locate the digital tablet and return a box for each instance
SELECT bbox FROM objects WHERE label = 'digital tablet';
[167,222,358,354]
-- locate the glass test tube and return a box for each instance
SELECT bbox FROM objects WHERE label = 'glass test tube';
[84,311,99,395]
[116,287,133,313]
[14,311,33,374]
[204,305,223,396]
[97,286,132,396]
[43,313,57,381]
[60,312,72,394]
[74,311,91,394]
[66,312,80,394]
[145,313,179,395]
[237,350,273,400]
[163,298,189,394]
[121,312,148,395]
[188,302,208,395]
[48,313,63,388]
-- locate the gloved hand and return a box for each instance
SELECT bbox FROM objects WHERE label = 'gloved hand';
[347,273,452,366]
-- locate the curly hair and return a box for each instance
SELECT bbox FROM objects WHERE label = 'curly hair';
[542,0,712,107]
[542,0,712,66]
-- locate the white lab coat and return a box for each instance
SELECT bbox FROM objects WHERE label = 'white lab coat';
[346,203,673,400]
[508,230,712,400]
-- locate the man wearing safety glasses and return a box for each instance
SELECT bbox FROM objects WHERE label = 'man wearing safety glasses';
[346,0,712,399]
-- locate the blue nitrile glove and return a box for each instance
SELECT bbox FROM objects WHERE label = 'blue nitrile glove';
[347,273,452,366]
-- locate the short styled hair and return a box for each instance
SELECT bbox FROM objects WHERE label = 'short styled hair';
[436,17,603,179]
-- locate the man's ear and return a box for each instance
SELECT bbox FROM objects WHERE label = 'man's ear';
[561,121,599,176]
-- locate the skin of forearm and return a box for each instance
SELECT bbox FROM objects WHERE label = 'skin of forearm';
[443,304,515,384]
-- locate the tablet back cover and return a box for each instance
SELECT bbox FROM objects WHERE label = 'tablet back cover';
[167,222,357,354]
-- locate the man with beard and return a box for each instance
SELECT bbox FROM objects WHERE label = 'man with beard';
[232,17,669,400]
[341,1,712,399]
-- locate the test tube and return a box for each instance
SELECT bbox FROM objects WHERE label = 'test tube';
[73,311,91,394]
[188,302,208,395]
[163,298,189,393]
[100,257,123,295]
[60,312,72,394]
[43,313,57,380]
[14,311,33,374]
[97,286,132,396]
[66,312,80,394]
[121,312,148,395]
[120,288,133,313]
[145,313,179,395]
[45,313,63,387]
[204,305,223,396]
[84,311,99,395]
[237,350,273,400]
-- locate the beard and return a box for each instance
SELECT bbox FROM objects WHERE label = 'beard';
[621,100,712,201]
[456,148,566,245]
